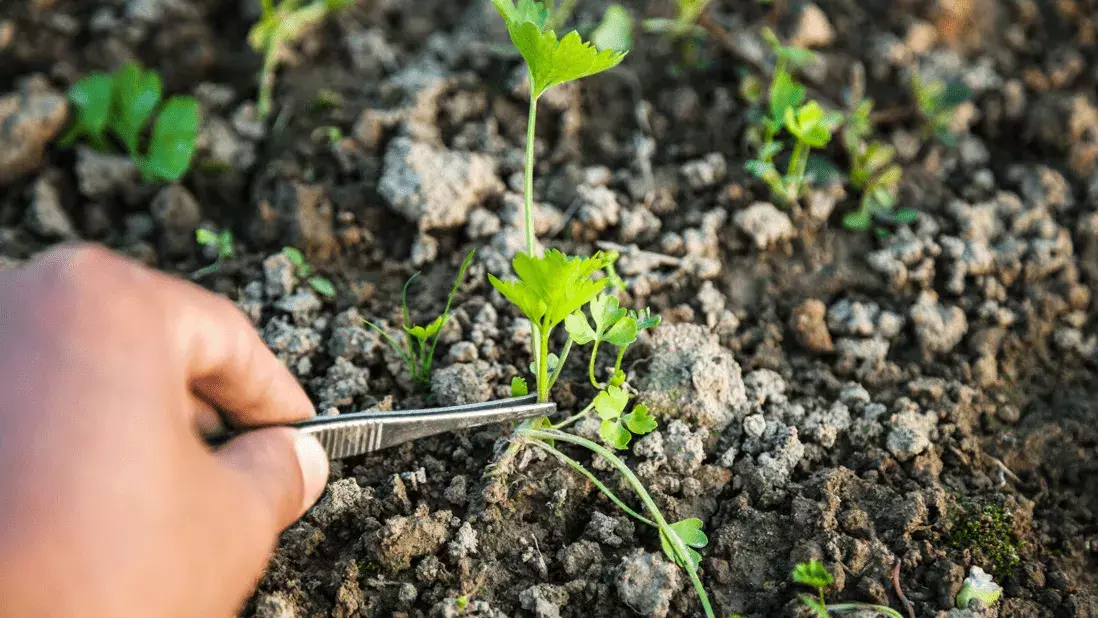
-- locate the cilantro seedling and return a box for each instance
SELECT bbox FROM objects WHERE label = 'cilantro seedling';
[366,250,474,386]
[249,0,354,119]
[281,246,336,298]
[911,72,972,146]
[60,62,200,183]
[792,560,904,617]
[193,228,236,277]
[840,100,915,232]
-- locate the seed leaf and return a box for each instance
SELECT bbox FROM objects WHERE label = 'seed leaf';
[309,276,336,298]
[138,96,200,182]
[659,518,708,568]
[565,311,596,344]
[282,246,306,267]
[195,228,219,246]
[60,73,114,146]
[593,385,629,421]
[511,376,529,397]
[110,62,163,155]
[623,403,656,434]
[599,419,631,449]
[792,560,834,590]
[768,71,805,124]
[590,4,633,52]
[604,316,638,347]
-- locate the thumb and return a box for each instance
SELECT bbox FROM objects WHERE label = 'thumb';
[214,428,329,536]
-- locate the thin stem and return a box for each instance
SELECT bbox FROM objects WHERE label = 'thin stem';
[258,34,282,120]
[536,329,551,403]
[518,428,715,618]
[588,339,603,389]
[612,347,627,376]
[826,603,904,618]
[787,139,807,202]
[550,401,594,431]
[528,441,656,527]
[524,89,539,257]
[547,339,572,393]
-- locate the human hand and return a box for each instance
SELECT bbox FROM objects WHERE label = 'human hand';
[0,244,329,617]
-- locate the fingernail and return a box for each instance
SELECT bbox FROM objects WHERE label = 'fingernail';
[293,432,329,513]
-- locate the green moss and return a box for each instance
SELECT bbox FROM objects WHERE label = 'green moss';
[946,503,1023,579]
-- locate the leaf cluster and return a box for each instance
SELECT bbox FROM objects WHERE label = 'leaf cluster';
[492,0,626,100]
[193,228,236,278]
[60,62,200,183]
[248,0,353,118]
[911,72,972,146]
[368,250,475,386]
[840,101,916,233]
[281,247,336,298]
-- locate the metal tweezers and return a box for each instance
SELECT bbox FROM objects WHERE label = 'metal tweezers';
[207,395,554,459]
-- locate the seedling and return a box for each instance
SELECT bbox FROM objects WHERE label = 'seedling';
[840,100,915,232]
[589,4,634,53]
[248,0,354,119]
[641,0,711,39]
[792,560,904,617]
[365,250,475,386]
[490,3,714,615]
[193,228,236,277]
[281,247,336,298]
[956,567,1002,609]
[744,30,840,206]
[910,72,972,146]
[60,61,200,183]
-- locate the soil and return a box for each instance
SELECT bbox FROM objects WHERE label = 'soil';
[1,0,1097,617]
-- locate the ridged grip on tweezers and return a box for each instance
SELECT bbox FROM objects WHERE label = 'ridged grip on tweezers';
[302,420,384,459]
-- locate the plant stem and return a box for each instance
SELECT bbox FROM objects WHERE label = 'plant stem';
[258,38,281,119]
[588,339,603,388]
[787,139,807,203]
[529,441,656,526]
[550,401,594,430]
[547,339,572,393]
[826,603,904,618]
[537,329,551,403]
[518,428,715,618]
[524,89,539,257]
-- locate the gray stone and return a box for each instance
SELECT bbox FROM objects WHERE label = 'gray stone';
[430,361,496,406]
[263,252,297,299]
[274,289,322,324]
[910,291,968,355]
[316,358,370,410]
[308,478,371,527]
[887,406,937,461]
[680,152,727,190]
[25,176,76,239]
[0,76,67,185]
[150,184,202,257]
[519,584,569,618]
[615,551,683,618]
[735,202,795,249]
[75,146,138,199]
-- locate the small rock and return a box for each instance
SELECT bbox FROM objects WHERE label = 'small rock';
[519,584,569,618]
[430,361,495,406]
[274,290,322,323]
[197,116,257,171]
[378,507,452,571]
[791,3,835,48]
[316,358,370,409]
[680,153,727,190]
[252,592,298,618]
[263,252,296,300]
[379,137,503,232]
[735,202,795,249]
[616,551,683,618]
[447,341,478,363]
[663,420,709,475]
[447,521,478,560]
[25,176,76,239]
[910,291,968,356]
[792,299,833,353]
[149,184,202,257]
[0,75,68,185]
[308,478,370,528]
[887,406,937,461]
[585,511,634,548]
[75,146,138,200]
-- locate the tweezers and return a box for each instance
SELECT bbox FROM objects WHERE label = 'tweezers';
[207,395,554,459]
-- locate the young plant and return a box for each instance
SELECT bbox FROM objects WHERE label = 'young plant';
[281,247,336,298]
[955,566,1002,609]
[792,560,904,617]
[248,0,354,119]
[490,3,715,615]
[60,62,200,183]
[840,101,915,232]
[193,228,236,277]
[366,250,474,386]
[910,72,972,146]
[641,0,712,39]
[744,31,839,206]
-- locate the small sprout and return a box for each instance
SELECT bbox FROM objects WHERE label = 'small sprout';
[59,62,200,183]
[311,125,343,147]
[792,560,905,618]
[840,100,911,233]
[956,566,1003,609]
[249,0,355,119]
[281,247,336,298]
[311,88,344,112]
[511,376,529,397]
[641,0,712,39]
[366,249,475,386]
[590,4,633,53]
[911,72,972,145]
[193,228,236,277]
[792,560,834,590]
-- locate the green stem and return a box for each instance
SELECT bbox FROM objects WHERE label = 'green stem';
[524,89,539,257]
[550,401,594,431]
[547,339,572,393]
[529,441,656,527]
[787,139,807,203]
[588,339,603,389]
[826,603,904,618]
[518,428,715,618]
[612,347,627,376]
[537,328,551,403]
[258,34,282,120]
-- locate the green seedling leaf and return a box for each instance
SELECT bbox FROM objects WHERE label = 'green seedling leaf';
[745,159,778,180]
[139,96,200,182]
[406,315,446,342]
[593,385,629,421]
[759,141,784,161]
[565,311,596,344]
[842,210,871,231]
[604,316,638,347]
[768,71,805,125]
[217,229,235,259]
[892,207,919,224]
[309,276,336,298]
[804,154,843,185]
[590,294,627,333]
[281,246,307,268]
[511,376,529,397]
[608,368,626,387]
[792,560,834,590]
[659,518,708,568]
[195,228,220,246]
[490,249,613,331]
[940,80,973,107]
[599,419,631,449]
[110,62,163,155]
[797,594,830,618]
[956,566,1002,608]
[494,0,626,99]
[590,4,633,52]
[630,308,661,332]
[785,101,833,148]
[60,73,114,147]
[623,403,656,434]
